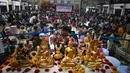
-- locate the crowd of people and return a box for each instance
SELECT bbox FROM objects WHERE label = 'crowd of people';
[0,7,130,56]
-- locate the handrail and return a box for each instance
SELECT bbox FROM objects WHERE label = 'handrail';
[4,30,130,41]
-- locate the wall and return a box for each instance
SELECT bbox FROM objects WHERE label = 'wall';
[73,0,81,4]
[125,4,130,9]
[73,0,81,10]
[104,3,130,15]
[50,0,74,5]
[49,0,81,10]
[114,4,124,9]
[49,0,80,13]
[21,2,28,10]
[103,4,109,13]
[0,0,9,12]
[49,0,53,3]
[56,0,73,4]
[103,4,114,14]
[113,4,126,15]
[12,1,21,11]
[35,5,39,10]
[8,0,12,5]
[40,0,49,3]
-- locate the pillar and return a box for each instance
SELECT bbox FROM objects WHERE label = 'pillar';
[109,4,114,14]
[8,0,12,11]
[19,0,21,11]
[12,1,15,10]
[0,8,1,14]
[32,0,35,10]
[107,5,110,14]
[113,8,115,14]
[22,2,25,10]
[121,4,125,16]
[6,1,9,12]
[98,5,102,13]
[19,5,21,11]
[102,7,104,13]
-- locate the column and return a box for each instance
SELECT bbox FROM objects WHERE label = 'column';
[79,0,82,15]
[121,4,125,16]
[19,6,21,11]
[98,5,102,13]
[22,2,25,10]
[12,1,15,10]
[109,4,114,14]
[32,0,35,10]
[107,5,110,14]
[113,8,115,14]
[102,7,104,13]
[6,1,9,11]
[8,0,12,11]
[19,0,21,11]
[0,8,1,14]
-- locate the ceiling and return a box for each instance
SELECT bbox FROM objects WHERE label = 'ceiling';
[82,0,105,6]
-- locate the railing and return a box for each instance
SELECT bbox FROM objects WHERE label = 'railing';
[2,30,130,61]
[4,31,129,41]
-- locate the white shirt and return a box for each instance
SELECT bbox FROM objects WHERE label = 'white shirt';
[46,16,49,20]
[29,16,36,24]
[71,26,78,34]
[84,21,90,26]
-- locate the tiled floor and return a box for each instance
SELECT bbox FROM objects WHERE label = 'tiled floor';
[0,47,14,65]
[0,53,9,65]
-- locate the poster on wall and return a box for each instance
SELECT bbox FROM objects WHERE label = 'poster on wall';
[56,5,72,12]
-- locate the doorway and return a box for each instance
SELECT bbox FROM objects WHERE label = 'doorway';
[0,6,7,13]
[115,9,121,16]
[9,5,12,11]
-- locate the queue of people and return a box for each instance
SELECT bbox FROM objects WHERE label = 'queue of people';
[0,7,130,58]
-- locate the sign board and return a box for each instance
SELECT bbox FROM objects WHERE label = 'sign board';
[56,5,72,12]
